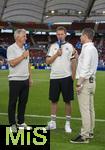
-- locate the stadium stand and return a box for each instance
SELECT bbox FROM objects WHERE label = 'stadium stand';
[0,26,105,70]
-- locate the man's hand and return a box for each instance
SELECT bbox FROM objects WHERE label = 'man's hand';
[29,78,33,87]
[71,48,78,60]
[76,84,83,95]
[56,49,62,56]
[72,74,75,80]
[22,51,29,59]
[46,49,62,65]
[74,50,79,59]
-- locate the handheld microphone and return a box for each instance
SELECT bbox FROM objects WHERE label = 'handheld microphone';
[24,43,30,59]
[24,43,30,51]
[58,40,62,49]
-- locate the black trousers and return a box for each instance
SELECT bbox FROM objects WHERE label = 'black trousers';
[8,79,29,125]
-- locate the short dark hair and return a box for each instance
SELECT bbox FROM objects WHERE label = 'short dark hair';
[82,28,95,40]
[56,26,67,34]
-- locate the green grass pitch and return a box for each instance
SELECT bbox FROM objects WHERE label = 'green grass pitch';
[0,70,105,150]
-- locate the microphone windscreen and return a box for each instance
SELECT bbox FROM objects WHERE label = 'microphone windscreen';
[58,40,62,49]
[24,43,30,51]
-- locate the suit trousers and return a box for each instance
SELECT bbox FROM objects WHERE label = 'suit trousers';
[8,79,29,125]
[77,79,96,138]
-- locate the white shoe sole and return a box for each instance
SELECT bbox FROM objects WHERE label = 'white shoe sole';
[45,126,56,130]
[70,140,89,144]
[17,126,32,130]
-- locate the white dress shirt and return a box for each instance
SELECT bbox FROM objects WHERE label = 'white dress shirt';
[76,42,98,79]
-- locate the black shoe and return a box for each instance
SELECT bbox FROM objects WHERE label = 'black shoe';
[70,135,89,144]
[89,133,94,139]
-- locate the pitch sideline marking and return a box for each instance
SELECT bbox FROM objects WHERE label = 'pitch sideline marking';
[0,112,105,122]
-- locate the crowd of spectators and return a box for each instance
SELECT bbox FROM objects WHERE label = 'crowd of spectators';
[0,33,105,70]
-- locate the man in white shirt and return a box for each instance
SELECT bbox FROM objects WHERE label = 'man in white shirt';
[7,29,33,132]
[46,26,77,133]
[71,28,98,143]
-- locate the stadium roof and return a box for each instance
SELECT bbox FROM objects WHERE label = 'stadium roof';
[0,0,105,24]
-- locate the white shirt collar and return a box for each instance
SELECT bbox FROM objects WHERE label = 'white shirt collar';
[14,42,24,50]
[83,42,94,48]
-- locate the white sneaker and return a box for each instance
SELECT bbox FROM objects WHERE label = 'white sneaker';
[65,122,72,133]
[46,121,56,130]
[17,123,32,130]
[10,124,17,133]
